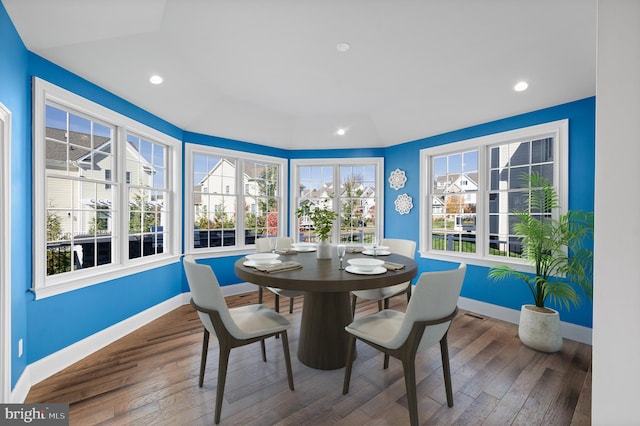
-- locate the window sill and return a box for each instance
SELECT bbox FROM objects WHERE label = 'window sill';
[419,250,536,274]
[31,254,182,300]
[187,246,257,259]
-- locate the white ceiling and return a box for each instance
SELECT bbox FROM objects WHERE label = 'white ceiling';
[4,0,597,150]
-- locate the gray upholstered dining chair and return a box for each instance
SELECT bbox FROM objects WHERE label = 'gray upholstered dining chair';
[183,255,295,424]
[351,238,416,316]
[255,237,304,313]
[343,263,466,426]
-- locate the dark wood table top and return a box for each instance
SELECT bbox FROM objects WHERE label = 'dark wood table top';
[234,251,418,292]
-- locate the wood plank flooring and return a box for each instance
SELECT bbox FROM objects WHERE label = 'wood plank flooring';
[25,291,592,425]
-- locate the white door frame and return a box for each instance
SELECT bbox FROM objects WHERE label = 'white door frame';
[0,101,12,402]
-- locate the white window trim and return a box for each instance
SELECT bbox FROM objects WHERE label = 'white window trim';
[290,157,384,243]
[0,101,12,403]
[32,78,182,299]
[419,120,568,272]
[184,143,288,257]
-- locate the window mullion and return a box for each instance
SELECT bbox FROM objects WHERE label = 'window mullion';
[236,158,246,245]
[333,165,340,242]
[115,126,126,266]
[477,146,487,257]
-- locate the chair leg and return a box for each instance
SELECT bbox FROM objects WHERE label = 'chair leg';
[274,294,281,339]
[289,297,294,314]
[280,331,295,391]
[260,339,267,362]
[383,298,390,310]
[401,355,419,426]
[351,294,357,317]
[342,335,357,394]
[377,300,383,312]
[214,345,231,424]
[440,333,454,407]
[383,353,390,369]
[407,284,412,303]
[258,286,263,304]
[198,329,210,387]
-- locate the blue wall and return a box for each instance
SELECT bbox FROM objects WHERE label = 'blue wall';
[0,0,30,390]
[0,1,188,390]
[1,0,594,395]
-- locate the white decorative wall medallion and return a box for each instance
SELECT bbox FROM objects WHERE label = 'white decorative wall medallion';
[394,193,413,215]
[388,168,407,190]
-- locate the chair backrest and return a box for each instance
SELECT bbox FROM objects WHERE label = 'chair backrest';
[380,238,416,259]
[386,263,466,350]
[255,237,294,253]
[183,255,244,338]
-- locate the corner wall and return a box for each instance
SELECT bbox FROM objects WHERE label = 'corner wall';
[592,0,640,422]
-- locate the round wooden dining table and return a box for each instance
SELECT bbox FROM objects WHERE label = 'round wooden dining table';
[234,250,418,370]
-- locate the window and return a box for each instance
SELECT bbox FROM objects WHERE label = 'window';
[126,134,168,260]
[185,144,287,253]
[421,120,568,268]
[291,158,384,244]
[33,78,182,299]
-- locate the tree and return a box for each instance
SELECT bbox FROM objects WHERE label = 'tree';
[46,205,62,242]
[129,192,160,233]
[340,174,365,228]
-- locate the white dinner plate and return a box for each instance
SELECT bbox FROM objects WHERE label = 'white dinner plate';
[244,259,282,267]
[362,250,391,256]
[345,265,387,275]
[293,247,317,252]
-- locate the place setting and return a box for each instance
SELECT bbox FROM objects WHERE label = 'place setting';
[345,258,387,275]
[361,237,391,256]
[291,242,317,252]
[362,244,391,256]
[243,253,302,273]
[341,255,407,274]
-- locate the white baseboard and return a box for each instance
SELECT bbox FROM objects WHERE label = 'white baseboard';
[11,283,257,403]
[11,292,190,403]
[458,296,592,345]
[10,285,591,402]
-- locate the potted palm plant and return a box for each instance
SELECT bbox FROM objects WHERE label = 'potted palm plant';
[296,200,338,259]
[488,172,593,352]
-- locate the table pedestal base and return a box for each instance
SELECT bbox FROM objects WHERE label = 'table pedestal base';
[297,291,354,370]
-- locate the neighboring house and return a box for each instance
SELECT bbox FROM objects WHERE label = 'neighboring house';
[194,158,262,223]
[433,172,478,232]
[434,172,478,213]
[45,128,157,240]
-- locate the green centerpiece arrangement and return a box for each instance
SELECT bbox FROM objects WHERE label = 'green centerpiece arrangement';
[488,172,594,352]
[296,201,338,259]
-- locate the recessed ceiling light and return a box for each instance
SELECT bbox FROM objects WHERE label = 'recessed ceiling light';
[336,42,350,53]
[337,128,346,136]
[149,75,163,85]
[514,81,528,92]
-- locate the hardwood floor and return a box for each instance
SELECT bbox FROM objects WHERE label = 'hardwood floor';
[26,291,592,425]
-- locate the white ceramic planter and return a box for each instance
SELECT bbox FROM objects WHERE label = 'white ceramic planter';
[316,241,332,259]
[518,304,562,353]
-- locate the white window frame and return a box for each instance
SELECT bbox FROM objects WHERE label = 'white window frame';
[290,157,384,243]
[184,143,288,257]
[33,78,182,299]
[420,120,568,271]
[0,101,11,403]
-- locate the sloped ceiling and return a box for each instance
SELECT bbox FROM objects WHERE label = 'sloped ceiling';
[4,0,596,149]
